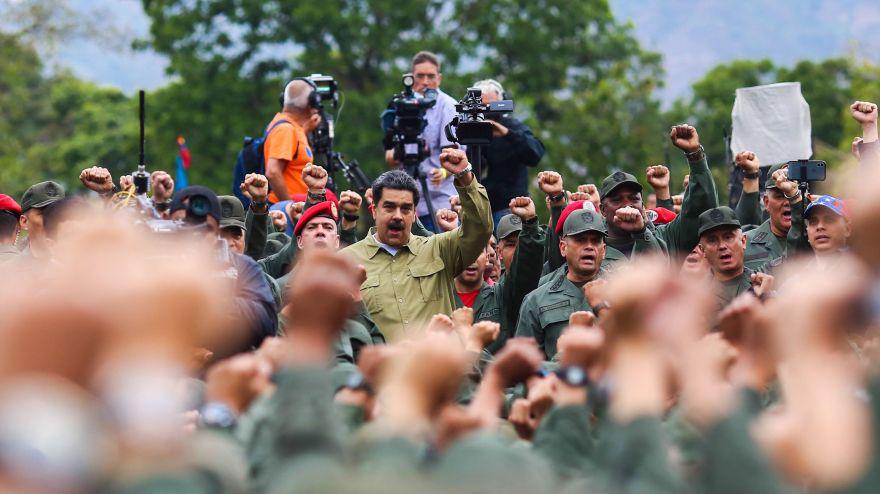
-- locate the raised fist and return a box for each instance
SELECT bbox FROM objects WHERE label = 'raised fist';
[645,165,671,190]
[508,196,536,221]
[583,279,608,307]
[464,321,501,352]
[269,210,288,232]
[734,151,760,174]
[537,171,564,198]
[364,188,374,207]
[79,166,115,194]
[448,195,462,215]
[205,354,272,414]
[240,173,269,203]
[850,101,878,125]
[339,190,362,215]
[435,208,459,232]
[302,164,328,193]
[771,166,798,198]
[150,170,175,202]
[670,124,701,153]
[578,184,600,211]
[286,201,305,223]
[439,148,471,178]
[489,338,544,387]
[612,206,646,232]
[750,272,775,299]
[119,175,134,191]
[429,168,446,187]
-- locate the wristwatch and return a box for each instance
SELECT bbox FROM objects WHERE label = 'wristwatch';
[454,164,473,180]
[685,145,705,159]
[547,192,565,204]
[743,171,760,180]
[250,200,268,212]
[198,402,238,430]
[591,300,611,316]
[307,190,327,202]
[554,366,589,387]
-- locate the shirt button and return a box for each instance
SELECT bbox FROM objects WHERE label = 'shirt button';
[398,298,404,303]
[404,320,409,324]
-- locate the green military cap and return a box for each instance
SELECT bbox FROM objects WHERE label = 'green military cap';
[600,170,642,199]
[562,208,607,237]
[20,181,65,212]
[764,163,786,189]
[218,195,246,231]
[496,214,523,240]
[698,206,741,237]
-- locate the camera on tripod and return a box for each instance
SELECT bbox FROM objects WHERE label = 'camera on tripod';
[305,74,371,194]
[382,73,438,171]
[444,87,513,147]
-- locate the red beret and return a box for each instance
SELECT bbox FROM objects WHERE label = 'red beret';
[555,200,598,235]
[294,200,340,236]
[646,207,677,225]
[0,194,22,215]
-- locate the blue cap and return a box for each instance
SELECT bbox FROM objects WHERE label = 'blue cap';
[804,195,847,219]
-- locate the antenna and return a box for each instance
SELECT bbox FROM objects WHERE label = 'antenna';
[132,90,150,194]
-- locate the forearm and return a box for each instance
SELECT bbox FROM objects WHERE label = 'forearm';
[245,208,270,261]
[449,177,493,272]
[545,204,565,271]
[735,190,762,228]
[665,154,718,253]
[504,219,546,324]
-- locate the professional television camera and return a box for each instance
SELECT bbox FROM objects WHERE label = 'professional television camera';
[306,74,371,194]
[444,87,513,178]
[381,73,439,228]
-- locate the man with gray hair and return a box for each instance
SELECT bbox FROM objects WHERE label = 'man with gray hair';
[264,78,323,204]
[473,78,545,227]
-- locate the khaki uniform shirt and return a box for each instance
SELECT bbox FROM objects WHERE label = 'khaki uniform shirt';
[341,179,492,341]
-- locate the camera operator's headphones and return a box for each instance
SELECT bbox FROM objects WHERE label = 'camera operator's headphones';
[279,77,321,110]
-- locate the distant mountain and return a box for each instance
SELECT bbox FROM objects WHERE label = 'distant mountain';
[609,0,880,103]
[31,0,880,104]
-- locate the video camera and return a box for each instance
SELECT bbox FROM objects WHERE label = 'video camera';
[304,74,371,194]
[444,87,514,147]
[382,73,438,172]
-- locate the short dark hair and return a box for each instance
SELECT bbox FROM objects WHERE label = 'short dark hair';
[372,170,419,208]
[0,211,18,238]
[411,51,441,71]
[42,197,87,240]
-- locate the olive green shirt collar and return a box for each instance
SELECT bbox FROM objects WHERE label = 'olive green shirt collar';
[363,227,423,259]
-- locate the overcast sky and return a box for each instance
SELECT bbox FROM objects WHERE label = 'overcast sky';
[44,0,880,105]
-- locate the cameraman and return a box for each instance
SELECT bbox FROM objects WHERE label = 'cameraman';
[169,186,278,351]
[265,80,323,203]
[384,51,459,231]
[473,79,545,226]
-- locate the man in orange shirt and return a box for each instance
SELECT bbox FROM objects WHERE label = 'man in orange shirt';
[265,79,323,203]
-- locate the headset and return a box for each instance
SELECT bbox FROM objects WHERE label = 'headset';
[279,77,321,110]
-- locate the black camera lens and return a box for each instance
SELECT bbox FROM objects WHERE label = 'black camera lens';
[188,195,210,218]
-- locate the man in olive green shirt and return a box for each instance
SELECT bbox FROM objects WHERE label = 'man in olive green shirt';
[743,162,793,270]
[342,148,493,341]
[516,209,607,359]
[697,207,756,311]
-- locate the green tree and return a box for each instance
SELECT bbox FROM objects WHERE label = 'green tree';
[139,0,666,194]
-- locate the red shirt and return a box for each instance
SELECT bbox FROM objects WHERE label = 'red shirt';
[457,289,481,308]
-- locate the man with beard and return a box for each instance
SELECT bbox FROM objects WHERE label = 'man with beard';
[453,197,545,353]
[516,208,607,359]
[697,206,772,311]
[343,148,493,341]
